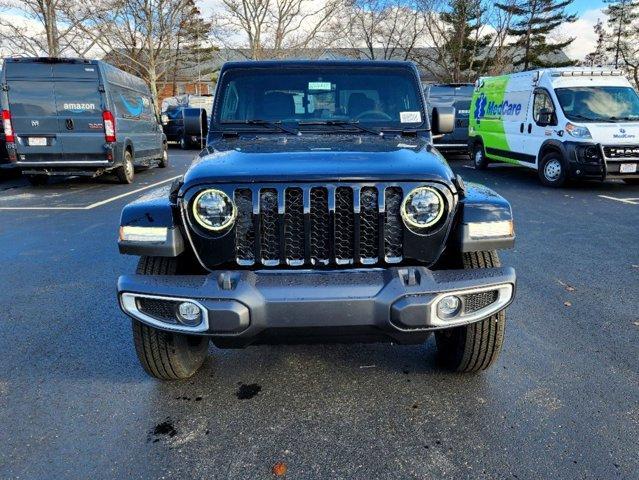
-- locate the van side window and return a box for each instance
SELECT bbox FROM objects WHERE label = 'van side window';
[533,90,556,125]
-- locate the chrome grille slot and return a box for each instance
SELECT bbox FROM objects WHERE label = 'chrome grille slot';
[310,187,330,265]
[284,188,304,265]
[259,189,279,265]
[234,189,255,265]
[359,187,379,262]
[334,187,355,263]
[384,187,403,262]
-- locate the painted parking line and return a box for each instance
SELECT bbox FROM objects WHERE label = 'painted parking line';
[0,175,181,211]
[598,195,639,205]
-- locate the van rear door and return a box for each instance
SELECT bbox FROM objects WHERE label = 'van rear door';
[51,63,106,163]
[5,62,65,162]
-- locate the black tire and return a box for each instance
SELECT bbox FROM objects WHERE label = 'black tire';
[473,142,489,170]
[115,149,135,184]
[435,251,506,373]
[622,178,639,185]
[158,143,169,168]
[131,256,209,380]
[26,174,49,186]
[538,151,567,187]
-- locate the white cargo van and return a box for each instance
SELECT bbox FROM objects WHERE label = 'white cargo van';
[469,68,639,186]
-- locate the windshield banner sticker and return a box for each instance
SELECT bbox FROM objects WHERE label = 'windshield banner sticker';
[400,111,422,123]
[308,82,332,91]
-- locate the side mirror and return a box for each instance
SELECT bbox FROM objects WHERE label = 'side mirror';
[432,106,455,135]
[537,108,554,126]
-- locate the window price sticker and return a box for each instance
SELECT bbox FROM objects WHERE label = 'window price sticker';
[400,111,422,123]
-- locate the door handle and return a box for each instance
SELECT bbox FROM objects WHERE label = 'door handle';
[65,118,74,130]
[527,123,532,134]
[520,123,524,133]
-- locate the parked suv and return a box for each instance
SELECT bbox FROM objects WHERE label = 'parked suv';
[0,57,167,185]
[425,83,473,153]
[117,60,517,380]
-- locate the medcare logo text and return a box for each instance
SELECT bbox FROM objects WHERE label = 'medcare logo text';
[474,93,522,120]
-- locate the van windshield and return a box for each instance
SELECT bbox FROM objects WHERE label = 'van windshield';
[216,67,425,130]
[555,86,639,122]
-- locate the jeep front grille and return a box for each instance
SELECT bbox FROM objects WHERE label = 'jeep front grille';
[233,185,405,267]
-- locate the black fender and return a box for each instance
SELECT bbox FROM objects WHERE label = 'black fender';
[538,139,568,165]
[453,181,515,252]
[118,181,185,257]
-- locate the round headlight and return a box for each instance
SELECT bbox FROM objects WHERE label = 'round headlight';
[192,189,236,231]
[401,186,445,229]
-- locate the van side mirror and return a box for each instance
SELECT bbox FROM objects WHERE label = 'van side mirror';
[432,106,455,135]
[537,108,555,126]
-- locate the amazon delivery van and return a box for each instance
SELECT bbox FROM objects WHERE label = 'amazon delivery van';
[469,68,639,186]
[0,57,167,185]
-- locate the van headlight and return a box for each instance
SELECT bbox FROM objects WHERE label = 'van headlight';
[192,189,236,231]
[565,122,592,139]
[401,186,445,229]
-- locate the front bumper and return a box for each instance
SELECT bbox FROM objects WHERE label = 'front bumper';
[118,266,516,347]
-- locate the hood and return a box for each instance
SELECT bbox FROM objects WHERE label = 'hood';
[582,123,639,144]
[181,134,455,190]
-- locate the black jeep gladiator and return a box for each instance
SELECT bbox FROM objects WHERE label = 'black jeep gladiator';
[117,60,516,380]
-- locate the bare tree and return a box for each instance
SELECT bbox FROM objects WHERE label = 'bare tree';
[331,0,427,60]
[213,0,341,59]
[64,0,200,105]
[0,0,95,57]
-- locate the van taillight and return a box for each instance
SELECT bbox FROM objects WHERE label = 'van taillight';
[102,110,116,142]
[1,110,14,143]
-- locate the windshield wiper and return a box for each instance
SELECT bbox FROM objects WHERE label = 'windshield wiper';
[609,116,639,122]
[568,114,615,123]
[297,120,382,136]
[221,120,300,135]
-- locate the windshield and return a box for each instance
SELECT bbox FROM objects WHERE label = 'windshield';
[215,66,425,130]
[555,86,639,122]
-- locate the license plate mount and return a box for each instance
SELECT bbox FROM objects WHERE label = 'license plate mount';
[620,163,638,173]
[28,137,47,147]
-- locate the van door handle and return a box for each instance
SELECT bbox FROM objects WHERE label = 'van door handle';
[520,123,524,133]
[65,118,74,130]
[527,123,532,134]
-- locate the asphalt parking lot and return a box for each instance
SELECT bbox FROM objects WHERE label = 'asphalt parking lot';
[0,147,637,480]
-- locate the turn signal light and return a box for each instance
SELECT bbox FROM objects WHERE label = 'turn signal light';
[102,110,116,143]
[2,110,14,143]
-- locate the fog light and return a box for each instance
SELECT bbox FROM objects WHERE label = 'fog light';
[437,295,461,319]
[177,301,202,325]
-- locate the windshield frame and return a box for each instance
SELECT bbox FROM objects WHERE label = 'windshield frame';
[210,64,429,135]
[554,85,639,123]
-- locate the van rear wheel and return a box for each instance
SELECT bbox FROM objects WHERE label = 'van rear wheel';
[473,143,489,170]
[26,174,49,186]
[538,151,567,187]
[158,144,169,168]
[116,150,135,184]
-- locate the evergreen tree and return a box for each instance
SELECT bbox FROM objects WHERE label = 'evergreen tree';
[440,0,492,81]
[605,0,639,68]
[584,19,607,67]
[171,2,216,96]
[496,0,577,70]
